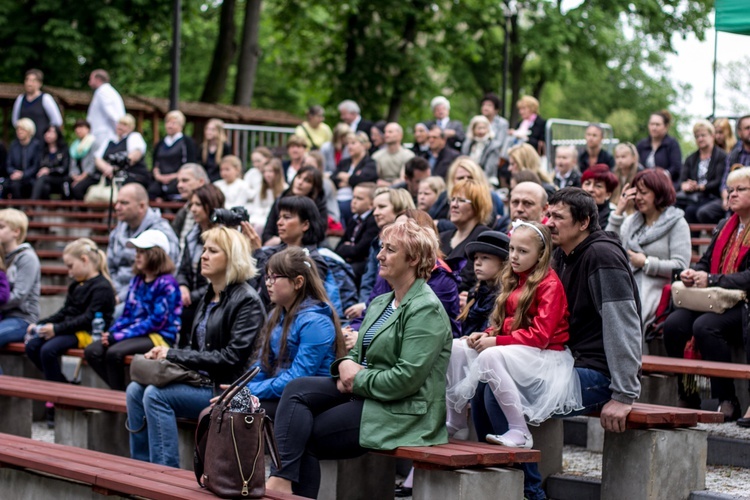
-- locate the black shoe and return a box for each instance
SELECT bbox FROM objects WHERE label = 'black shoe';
[395,485,412,497]
[737,416,750,428]
[45,406,55,429]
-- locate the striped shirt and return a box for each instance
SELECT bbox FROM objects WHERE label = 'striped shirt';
[361,300,396,367]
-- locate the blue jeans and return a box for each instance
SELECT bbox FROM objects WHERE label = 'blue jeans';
[126,382,213,467]
[0,318,30,348]
[471,367,612,500]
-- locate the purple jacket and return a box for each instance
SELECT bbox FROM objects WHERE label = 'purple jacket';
[0,270,9,320]
[349,259,461,337]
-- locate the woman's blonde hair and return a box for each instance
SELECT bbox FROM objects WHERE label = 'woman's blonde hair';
[693,119,715,137]
[259,247,345,373]
[373,187,416,216]
[517,95,540,114]
[202,118,227,165]
[332,123,351,149]
[118,113,136,129]
[713,117,737,153]
[380,218,438,280]
[15,118,36,136]
[201,226,258,284]
[727,166,750,187]
[63,238,114,291]
[165,110,186,128]
[445,157,488,195]
[508,143,551,184]
[466,115,494,141]
[345,131,372,151]
[611,142,639,207]
[490,221,553,332]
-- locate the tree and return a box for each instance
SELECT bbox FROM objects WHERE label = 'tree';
[200,0,238,103]
[233,0,262,106]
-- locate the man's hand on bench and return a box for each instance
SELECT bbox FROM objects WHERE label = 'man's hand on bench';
[600,400,632,433]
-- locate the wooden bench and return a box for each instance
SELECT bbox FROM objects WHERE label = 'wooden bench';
[315,438,540,500]
[27,234,109,245]
[0,199,185,212]
[642,354,750,380]
[26,210,176,222]
[0,433,302,500]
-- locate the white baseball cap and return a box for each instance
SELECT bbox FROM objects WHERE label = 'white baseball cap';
[127,229,170,255]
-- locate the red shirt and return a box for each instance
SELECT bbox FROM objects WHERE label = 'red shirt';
[490,268,569,350]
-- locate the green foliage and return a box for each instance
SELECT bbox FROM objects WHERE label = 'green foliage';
[0,0,714,145]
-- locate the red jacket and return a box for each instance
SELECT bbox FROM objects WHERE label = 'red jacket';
[490,268,569,351]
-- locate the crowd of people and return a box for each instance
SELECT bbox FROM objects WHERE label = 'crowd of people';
[2,67,750,499]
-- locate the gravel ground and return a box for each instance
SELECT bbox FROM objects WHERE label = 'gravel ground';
[562,444,750,499]
[31,423,749,499]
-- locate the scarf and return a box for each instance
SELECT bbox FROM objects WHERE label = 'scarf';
[69,134,96,160]
[711,213,750,275]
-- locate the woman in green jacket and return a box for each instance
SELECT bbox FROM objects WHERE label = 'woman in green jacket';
[266,218,453,498]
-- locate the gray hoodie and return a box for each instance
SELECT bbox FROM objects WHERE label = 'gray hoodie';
[1,243,40,323]
[107,208,180,302]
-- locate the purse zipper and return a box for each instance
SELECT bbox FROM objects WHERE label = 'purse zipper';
[230,415,263,497]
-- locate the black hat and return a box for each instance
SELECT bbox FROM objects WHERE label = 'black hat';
[465,230,510,261]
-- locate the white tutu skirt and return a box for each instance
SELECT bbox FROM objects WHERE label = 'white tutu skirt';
[446,339,584,425]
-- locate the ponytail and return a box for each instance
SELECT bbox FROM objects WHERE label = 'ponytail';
[63,238,115,293]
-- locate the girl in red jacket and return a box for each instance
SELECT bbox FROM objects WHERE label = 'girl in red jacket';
[446,220,582,448]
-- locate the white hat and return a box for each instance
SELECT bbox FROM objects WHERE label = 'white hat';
[127,229,170,255]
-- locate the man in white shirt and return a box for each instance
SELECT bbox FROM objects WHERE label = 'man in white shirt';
[372,123,415,185]
[11,69,63,142]
[87,69,125,150]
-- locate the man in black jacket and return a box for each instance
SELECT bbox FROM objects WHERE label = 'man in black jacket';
[338,100,373,139]
[471,187,642,500]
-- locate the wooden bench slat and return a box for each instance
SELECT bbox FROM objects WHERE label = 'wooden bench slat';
[27,234,109,244]
[642,354,750,380]
[0,199,184,210]
[27,210,175,221]
[29,221,110,231]
[632,402,724,424]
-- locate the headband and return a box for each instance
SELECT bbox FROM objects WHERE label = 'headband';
[511,219,546,244]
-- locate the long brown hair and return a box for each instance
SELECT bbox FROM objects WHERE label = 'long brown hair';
[262,158,287,201]
[489,221,552,333]
[201,118,227,164]
[259,247,345,374]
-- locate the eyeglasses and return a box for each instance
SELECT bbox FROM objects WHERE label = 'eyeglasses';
[450,197,472,205]
[265,274,288,285]
[727,186,750,195]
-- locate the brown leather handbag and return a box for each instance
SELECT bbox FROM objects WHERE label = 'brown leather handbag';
[194,367,280,498]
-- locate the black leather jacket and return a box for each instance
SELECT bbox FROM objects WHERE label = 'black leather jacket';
[167,282,265,388]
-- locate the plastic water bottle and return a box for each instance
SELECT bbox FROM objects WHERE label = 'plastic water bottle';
[91,312,105,343]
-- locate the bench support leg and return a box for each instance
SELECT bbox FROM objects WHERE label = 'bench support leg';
[601,428,707,500]
[586,416,605,452]
[529,418,563,483]
[413,467,523,500]
[317,454,395,500]
[0,396,32,437]
[0,468,102,500]
[55,408,130,458]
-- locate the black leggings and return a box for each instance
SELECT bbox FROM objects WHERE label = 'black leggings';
[270,376,366,498]
[84,336,155,390]
[663,304,745,402]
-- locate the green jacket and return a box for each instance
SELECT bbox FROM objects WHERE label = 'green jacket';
[331,279,452,450]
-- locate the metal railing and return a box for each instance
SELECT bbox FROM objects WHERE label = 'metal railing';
[224,124,297,166]
[544,118,617,166]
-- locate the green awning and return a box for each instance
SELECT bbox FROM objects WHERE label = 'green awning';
[716,0,750,36]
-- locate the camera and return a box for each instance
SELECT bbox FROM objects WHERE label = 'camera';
[211,206,250,226]
[106,151,131,170]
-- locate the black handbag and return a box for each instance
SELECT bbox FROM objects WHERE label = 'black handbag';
[194,367,280,498]
[129,354,210,388]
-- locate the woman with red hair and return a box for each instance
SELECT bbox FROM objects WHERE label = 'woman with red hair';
[581,164,619,228]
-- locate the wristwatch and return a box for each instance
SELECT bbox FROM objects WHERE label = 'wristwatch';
[644,257,650,269]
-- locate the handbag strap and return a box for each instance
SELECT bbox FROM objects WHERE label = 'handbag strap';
[263,417,281,470]
[213,366,261,410]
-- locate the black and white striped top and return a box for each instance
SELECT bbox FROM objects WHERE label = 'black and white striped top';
[361,300,397,367]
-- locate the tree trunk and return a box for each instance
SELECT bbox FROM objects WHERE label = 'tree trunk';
[508,14,524,125]
[234,0,262,107]
[386,3,422,122]
[200,0,237,103]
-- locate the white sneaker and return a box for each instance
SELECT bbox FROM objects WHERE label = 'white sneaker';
[486,432,534,449]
